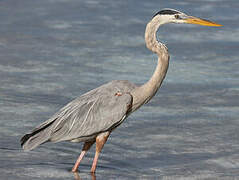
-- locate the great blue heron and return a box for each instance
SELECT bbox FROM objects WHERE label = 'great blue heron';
[21,9,222,173]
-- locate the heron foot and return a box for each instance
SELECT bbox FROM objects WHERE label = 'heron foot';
[72,167,78,173]
[71,140,95,173]
[90,132,110,173]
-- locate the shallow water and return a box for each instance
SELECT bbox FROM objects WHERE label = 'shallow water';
[0,0,239,179]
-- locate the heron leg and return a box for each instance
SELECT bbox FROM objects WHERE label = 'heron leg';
[90,132,110,173]
[72,140,95,172]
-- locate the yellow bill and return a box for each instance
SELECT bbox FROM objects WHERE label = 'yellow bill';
[185,16,222,27]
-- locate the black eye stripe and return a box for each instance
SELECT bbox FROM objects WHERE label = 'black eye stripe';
[153,9,181,18]
[159,10,180,15]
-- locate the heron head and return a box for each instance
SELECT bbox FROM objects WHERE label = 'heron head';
[153,8,222,27]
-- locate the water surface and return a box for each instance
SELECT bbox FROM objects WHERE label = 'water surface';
[0,0,238,179]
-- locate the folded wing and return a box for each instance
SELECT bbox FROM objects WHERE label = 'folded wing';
[21,80,134,151]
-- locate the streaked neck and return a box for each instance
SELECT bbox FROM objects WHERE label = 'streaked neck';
[131,17,170,111]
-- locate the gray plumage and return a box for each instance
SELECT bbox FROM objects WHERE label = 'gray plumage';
[20,9,221,173]
[21,80,136,150]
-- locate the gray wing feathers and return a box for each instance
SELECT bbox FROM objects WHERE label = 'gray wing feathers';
[21,117,56,151]
[50,93,132,142]
[21,80,135,150]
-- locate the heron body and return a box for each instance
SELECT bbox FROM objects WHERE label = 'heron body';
[21,9,221,173]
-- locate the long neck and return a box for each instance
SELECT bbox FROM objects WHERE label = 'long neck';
[131,17,170,112]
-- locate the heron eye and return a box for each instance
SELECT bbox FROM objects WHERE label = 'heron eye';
[175,14,180,19]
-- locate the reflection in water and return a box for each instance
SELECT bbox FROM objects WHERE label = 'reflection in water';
[74,172,96,180]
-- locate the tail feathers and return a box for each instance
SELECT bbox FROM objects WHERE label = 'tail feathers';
[21,120,55,151]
